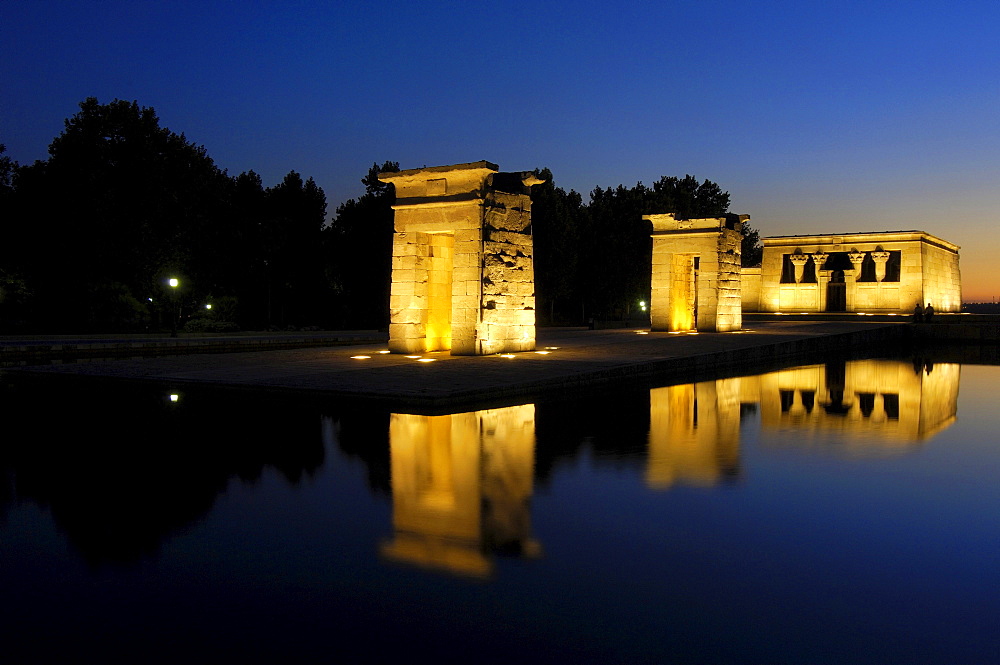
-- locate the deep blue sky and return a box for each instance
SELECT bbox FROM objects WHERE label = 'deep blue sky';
[3,0,997,298]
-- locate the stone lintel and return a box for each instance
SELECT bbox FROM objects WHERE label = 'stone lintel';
[643,214,730,233]
[380,162,499,200]
[391,196,483,211]
[379,160,499,180]
[649,229,730,239]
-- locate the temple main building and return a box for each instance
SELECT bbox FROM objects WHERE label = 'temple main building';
[741,231,961,315]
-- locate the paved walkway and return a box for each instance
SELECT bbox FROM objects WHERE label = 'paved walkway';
[0,330,384,360]
[4,321,909,408]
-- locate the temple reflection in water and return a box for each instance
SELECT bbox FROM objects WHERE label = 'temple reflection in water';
[750,358,960,445]
[647,379,742,489]
[382,404,540,578]
[646,359,960,489]
[380,359,960,572]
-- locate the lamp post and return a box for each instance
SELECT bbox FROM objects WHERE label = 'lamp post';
[168,277,180,337]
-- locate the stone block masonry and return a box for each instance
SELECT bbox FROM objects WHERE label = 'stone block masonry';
[643,213,747,332]
[379,162,543,355]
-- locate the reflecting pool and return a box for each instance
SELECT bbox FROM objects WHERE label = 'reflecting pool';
[2,357,999,663]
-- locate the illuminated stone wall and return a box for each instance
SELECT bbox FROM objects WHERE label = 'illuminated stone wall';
[379,162,541,355]
[921,241,963,312]
[741,267,762,312]
[643,213,747,332]
[381,404,538,578]
[748,231,961,313]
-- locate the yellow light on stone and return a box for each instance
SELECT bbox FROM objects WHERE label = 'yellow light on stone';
[406,355,422,359]
[417,358,436,363]
[351,355,371,359]
[534,351,550,355]
[378,350,391,354]
[500,354,516,359]
[635,331,649,335]
[380,162,538,356]
[544,346,559,350]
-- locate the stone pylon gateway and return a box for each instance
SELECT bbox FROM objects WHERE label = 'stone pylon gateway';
[643,213,748,332]
[378,161,543,355]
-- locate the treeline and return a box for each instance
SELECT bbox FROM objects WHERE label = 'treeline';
[1,98,338,332]
[0,97,760,333]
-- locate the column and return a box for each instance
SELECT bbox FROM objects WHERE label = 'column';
[813,252,829,311]
[871,251,890,282]
[790,253,809,283]
[846,251,865,311]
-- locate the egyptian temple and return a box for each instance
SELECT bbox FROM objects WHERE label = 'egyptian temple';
[741,231,962,315]
[380,161,961,344]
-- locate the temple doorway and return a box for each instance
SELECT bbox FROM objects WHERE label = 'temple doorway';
[669,254,697,331]
[424,233,454,351]
[827,270,846,312]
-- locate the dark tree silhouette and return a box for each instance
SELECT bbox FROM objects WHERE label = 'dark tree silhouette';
[260,171,328,328]
[0,144,14,196]
[1,99,330,332]
[11,98,229,330]
[325,161,399,329]
[741,222,763,267]
[529,168,586,324]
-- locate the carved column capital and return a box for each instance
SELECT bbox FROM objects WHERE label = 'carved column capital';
[812,252,829,269]
[789,253,809,283]
[847,252,866,280]
[871,251,890,282]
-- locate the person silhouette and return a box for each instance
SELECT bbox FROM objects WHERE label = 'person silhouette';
[913,302,924,322]
[924,303,935,322]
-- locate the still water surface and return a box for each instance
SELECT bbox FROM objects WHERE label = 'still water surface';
[2,358,999,663]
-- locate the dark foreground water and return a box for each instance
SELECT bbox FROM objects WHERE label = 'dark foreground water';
[2,356,998,664]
